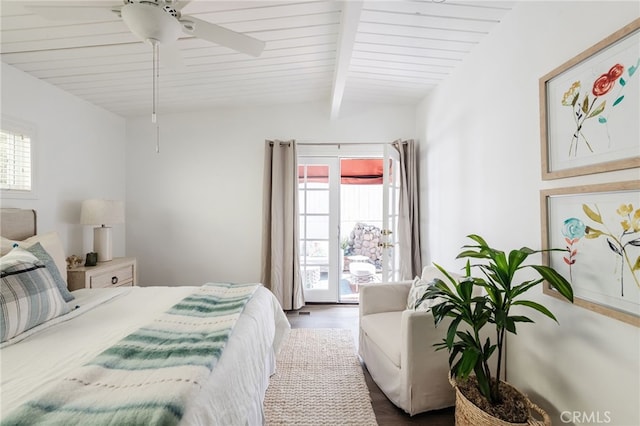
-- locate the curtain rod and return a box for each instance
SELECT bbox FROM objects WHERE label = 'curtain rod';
[269,141,403,146]
[298,142,396,146]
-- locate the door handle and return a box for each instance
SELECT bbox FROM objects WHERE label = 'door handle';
[381,229,392,235]
[378,242,394,249]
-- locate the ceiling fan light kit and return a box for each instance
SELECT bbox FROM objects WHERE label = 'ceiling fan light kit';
[120,2,182,44]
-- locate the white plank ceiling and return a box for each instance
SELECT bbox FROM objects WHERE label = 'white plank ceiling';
[1,0,515,119]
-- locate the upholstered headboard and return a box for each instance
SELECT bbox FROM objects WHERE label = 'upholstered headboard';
[0,208,37,240]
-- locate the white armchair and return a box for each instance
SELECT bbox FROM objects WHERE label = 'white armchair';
[358,266,460,416]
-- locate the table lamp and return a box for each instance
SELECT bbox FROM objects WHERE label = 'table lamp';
[80,199,124,262]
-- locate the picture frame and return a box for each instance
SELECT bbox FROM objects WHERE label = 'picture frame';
[540,18,640,180]
[540,181,640,327]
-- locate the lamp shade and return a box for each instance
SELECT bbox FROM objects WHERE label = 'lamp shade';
[80,199,124,226]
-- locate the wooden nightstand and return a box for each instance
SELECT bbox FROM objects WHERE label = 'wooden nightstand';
[67,257,137,291]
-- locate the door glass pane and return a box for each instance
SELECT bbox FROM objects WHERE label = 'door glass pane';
[304,240,328,264]
[306,190,329,214]
[306,215,329,239]
[302,265,321,289]
[299,164,329,189]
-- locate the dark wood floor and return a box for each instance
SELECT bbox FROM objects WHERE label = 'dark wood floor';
[286,305,454,426]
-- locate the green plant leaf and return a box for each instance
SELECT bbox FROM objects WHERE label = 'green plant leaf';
[513,299,558,322]
[458,347,480,378]
[495,309,507,329]
[484,338,497,359]
[612,95,624,106]
[619,78,626,86]
[492,249,508,270]
[466,234,489,247]
[458,279,474,301]
[582,95,589,114]
[474,363,493,402]
[509,315,534,324]
[484,285,504,308]
[431,303,456,326]
[508,249,530,278]
[511,279,543,299]
[457,250,489,259]
[433,262,464,289]
[446,317,463,348]
[598,116,607,123]
[587,100,606,117]
[582,204,603,224]
[530,265,573,302]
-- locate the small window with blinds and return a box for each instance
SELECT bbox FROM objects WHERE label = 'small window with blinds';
[1,124,35,198]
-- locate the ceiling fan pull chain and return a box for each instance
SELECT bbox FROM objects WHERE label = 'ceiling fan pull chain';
[156,125,160,154]
[152,40,160,153]
[152,40,158,124]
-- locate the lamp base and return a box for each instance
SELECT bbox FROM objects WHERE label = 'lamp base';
[94,226,113,262]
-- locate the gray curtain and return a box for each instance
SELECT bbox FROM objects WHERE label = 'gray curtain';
[394,139,422,279]
[261,140,304,310]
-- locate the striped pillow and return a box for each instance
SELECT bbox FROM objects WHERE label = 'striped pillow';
[1,248,70,343]
[26,242,74,302]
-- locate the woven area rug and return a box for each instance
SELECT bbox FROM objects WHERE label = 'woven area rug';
[264,328,378,426]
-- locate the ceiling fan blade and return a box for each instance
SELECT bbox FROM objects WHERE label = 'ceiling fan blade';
[26,5,120,21]
[174,1,192,11]
[181,16,265,57]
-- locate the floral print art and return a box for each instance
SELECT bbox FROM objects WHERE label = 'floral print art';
[562,203,640,297]
[561,58,639,157]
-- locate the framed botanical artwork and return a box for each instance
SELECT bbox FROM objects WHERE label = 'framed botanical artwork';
[540,181,640,326]
[540,18,640,180]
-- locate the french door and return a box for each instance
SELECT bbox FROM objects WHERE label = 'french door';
[299,145,401,303]
[382,144,401,283]
[298,157,340,302]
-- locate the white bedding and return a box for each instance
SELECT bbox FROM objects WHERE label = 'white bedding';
[0,285,290,425]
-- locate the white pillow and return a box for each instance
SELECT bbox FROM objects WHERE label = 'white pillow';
[0,237,17,256]
[406,276,436,311]
[1,232,67,287]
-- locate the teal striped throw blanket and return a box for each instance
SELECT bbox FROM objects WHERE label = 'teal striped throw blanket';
[2,282,259,426]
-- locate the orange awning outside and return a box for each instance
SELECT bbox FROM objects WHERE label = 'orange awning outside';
[298,159,388,185]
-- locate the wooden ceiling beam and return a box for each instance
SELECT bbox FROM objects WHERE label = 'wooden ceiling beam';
[329,1,362,120]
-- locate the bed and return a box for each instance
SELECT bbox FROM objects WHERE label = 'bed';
[0,208,290,425]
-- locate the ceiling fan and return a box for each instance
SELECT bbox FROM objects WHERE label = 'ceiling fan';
[28,0,265,56]
[28,0,266,149]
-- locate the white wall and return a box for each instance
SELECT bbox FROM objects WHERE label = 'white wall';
[1,63,127,258]
[417,2,639,425]
[126,101,415,286]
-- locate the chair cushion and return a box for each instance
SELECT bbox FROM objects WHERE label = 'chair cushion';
[349,262,376,276]
[360,311,402,368]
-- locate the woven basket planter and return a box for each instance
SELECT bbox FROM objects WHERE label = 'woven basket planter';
[449,375,551,426]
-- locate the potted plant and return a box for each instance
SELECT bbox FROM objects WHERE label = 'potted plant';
[417,234,574,425]
[340,237,350,273]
